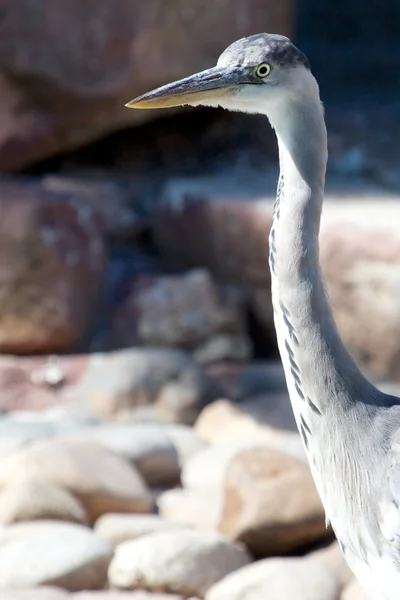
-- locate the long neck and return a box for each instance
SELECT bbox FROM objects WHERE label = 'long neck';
[267,78,375,419]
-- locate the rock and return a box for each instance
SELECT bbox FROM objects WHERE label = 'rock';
[0,354,89,413]
[1,588,69,600]
[341,580,365,600]
[0,520,113,591]
[193,332,252,364]
[73,593,188,600]
[205,361,287,401]
[67,348,216,424]
[0,349,215,420]
[0,1,293,171]
[63,422,181,487]
[0,417,56,453]
[320,223,400,380]
[152,196,273,288]
[0,436,30,462]
[194,397,305,461]
[94,514,183,547]
[108,529,251,597]
[112,270,250,357]
[309,541,353,588]
[163,424,207,468]
[218,447,328,556]
[181,443,257,491]
[42,173,146,240]
[0,179,104,354]
[0,438,152,522]
[0,478,88,525]
[206,556,341,600]
[157,488,222,530]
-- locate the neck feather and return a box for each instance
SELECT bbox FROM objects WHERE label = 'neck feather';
[267,77,375,417]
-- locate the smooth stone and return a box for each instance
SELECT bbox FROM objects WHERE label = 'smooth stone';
[94,514,184,547]
[0,520,113,591]
[108,529,251,597]
[218,446,329,556]
[0,438,152,522]
[206,556,341,600]
[0,477,88,525]
[157,488,222,530]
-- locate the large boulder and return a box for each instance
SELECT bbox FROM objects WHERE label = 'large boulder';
[0,179,104,354]
[0,0,294,171]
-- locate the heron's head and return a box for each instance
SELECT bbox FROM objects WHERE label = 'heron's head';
[125,33,314,115]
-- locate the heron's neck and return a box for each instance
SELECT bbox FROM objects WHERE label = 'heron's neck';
[267,88,373,419]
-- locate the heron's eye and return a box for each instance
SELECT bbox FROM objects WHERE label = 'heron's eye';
[255,63,271,78]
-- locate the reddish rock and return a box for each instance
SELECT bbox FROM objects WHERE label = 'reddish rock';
[42,173,146,240]
[0,0,294,171]
[153,196,273,286]
[0,179,105,354]
[0,354,86,412]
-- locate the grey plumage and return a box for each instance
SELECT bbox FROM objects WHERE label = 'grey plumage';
[218,33,310,71]
[126,33,400,599]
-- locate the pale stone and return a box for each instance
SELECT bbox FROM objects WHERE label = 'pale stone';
[108,529,251,597]
[0,438,152,522]
[0,521,113,591]
[206,556,341,600]
[95,514,183,547]
[218,447,328,556]
[157,488,222,530]
[0,478,88,525]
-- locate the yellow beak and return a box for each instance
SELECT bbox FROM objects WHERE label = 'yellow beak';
[125,66,240,110]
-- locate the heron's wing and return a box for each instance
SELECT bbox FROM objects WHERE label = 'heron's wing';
[380,440,400,551]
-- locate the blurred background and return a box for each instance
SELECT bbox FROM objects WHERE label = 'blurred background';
[0,1,399,599]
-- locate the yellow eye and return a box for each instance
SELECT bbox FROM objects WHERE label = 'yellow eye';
[255,63,271,78]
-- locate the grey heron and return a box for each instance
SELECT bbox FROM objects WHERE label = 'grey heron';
[126,33,400,598]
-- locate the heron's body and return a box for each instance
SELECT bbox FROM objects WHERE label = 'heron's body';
[126,33,400,599]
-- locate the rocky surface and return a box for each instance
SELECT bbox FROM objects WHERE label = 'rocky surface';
[153,190,400,380]
[108,529,251,596]
[0,0,293,171]
[0,478,88,525]
[152,196,273,289]
[0,438,153,522]
[194,395,304,459]
[157,487,222,531]
[0,389,364,598]
[320,222,400,379]
[111,269,251,362]
[0,521,113,590]
[217,446,329,556]
[205,556,342,600]
[0,347,217,419]
[94,513,185,547]
[0,180,104,354]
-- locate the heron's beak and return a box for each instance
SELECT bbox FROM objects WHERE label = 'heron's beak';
[125,67,240,109]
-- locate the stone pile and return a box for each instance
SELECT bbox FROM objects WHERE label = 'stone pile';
[0,364,363,599]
